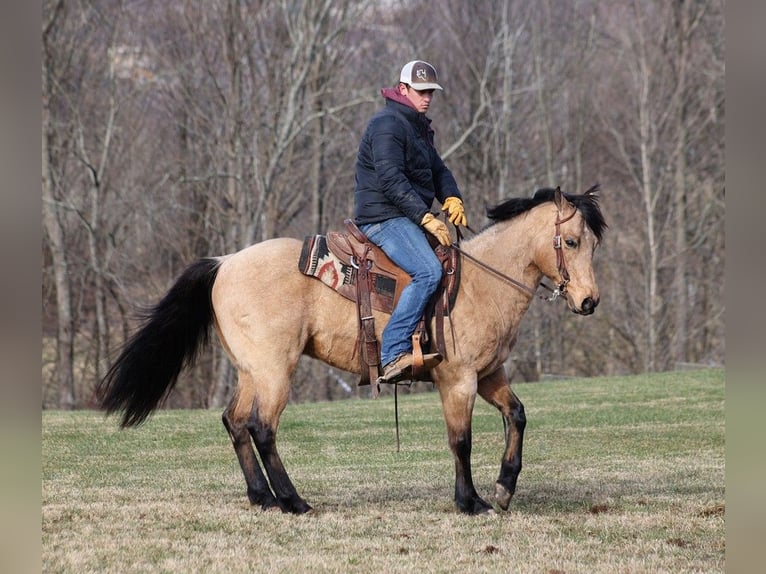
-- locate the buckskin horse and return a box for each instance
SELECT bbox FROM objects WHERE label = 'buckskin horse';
[97,185,606,515]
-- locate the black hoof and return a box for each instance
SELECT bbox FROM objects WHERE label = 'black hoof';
[292,500,313,515]
[278,497,313,514]
[458,496,495,515]
[248,489,279,510]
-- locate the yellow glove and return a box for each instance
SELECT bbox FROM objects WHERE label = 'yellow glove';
[441,197,468,227]
[421,213,452,246]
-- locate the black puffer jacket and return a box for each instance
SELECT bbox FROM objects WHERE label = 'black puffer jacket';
[353,88,462,226]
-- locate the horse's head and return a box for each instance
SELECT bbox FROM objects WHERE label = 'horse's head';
[486,184,607,315]
[538,185,606,315]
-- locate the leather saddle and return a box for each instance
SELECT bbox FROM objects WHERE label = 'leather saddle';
[298,219,460,395]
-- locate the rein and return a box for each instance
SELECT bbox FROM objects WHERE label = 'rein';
[454,207,576,302]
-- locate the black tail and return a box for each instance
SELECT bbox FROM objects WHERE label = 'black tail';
[97,258,222,427]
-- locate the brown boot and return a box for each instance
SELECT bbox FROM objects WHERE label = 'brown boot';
[380,352,442,383]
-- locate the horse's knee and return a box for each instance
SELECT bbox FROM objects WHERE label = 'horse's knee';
[253,423,275,446]
[449,428,472,459]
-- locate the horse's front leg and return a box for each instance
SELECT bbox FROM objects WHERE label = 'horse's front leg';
[477,367,526,511]
[437,381,494,514]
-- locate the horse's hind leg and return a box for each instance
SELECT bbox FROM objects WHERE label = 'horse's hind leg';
[478,367,526,511]
[249,412,312,515]
[222,378,278,511]
[223,371,311,514]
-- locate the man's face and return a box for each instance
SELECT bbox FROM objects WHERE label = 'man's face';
[399,83,435,113]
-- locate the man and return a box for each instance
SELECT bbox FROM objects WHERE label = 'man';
[353,60,468,382]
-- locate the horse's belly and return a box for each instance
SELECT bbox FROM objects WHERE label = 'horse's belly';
[304,289,377,374]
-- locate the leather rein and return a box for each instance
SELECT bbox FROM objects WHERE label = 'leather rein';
[453,208,577,303]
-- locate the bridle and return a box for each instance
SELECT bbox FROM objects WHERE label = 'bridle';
[550,207,577,295]
[453,206,577,302]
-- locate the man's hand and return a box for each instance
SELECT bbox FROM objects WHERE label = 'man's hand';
[421,213,452,246]
[441,197,468,227]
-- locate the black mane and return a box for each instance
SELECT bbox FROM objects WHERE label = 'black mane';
[485,184,607,242]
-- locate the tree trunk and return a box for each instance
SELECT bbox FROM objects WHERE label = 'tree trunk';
[672,0,690,366]
[532,1,555,187]
[42,56,75,409]
[635,1,659,372]
[209,348,233,409]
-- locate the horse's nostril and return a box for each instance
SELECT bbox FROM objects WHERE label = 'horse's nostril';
[581,297,597,314]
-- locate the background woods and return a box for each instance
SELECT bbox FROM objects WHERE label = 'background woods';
[42,0,725,409]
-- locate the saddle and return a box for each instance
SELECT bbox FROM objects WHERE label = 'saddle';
[298,219,460,395]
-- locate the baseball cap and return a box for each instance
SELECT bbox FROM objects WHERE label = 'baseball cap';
[399,60,443,91]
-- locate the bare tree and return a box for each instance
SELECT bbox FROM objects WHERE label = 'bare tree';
[146,0,376,405]
[593,1,671,372]
[664,0,725,366]
[42,0,74,408]
[593,0,724,372]
[42,0,725,409]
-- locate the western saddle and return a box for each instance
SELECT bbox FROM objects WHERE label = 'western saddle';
[299,219,460,396]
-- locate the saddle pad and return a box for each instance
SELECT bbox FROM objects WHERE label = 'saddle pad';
[298,235,398,314]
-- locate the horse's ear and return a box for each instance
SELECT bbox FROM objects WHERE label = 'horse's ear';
[584,183,600,196]
[553,186,565,213]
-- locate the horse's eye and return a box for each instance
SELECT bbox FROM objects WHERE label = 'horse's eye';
[565,239,578,248]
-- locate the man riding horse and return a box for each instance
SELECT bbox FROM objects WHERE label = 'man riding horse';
[97,59,607,516]
[353,59,469,383]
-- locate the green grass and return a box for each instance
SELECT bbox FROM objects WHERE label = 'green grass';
[42,369,725,573]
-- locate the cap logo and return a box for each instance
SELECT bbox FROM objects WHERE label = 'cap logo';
[400,60,442,90]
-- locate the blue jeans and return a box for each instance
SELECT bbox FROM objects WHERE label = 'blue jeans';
[359,217,443,366]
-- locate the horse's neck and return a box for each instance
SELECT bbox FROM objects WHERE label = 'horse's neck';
[462,217,543,294]
[457,216,544,343]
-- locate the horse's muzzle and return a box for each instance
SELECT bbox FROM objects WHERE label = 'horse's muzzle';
[576,296,599,315]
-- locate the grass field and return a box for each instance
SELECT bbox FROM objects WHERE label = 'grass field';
[42,369,725,573]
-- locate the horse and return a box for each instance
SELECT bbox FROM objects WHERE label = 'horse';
[97,185,607,515]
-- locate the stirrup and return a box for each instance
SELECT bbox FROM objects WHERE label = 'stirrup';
[377,352,442,384]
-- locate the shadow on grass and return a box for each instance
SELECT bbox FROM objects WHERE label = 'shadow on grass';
[273,472,724,516]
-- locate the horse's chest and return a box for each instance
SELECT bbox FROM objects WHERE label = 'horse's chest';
[475,328,518,378]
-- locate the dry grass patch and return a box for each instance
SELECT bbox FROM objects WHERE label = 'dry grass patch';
[43,369,724,573]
